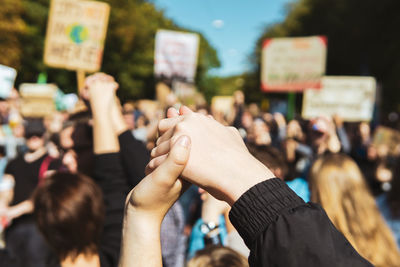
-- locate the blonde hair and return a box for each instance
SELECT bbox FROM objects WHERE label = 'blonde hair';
[187,245,249,267]
[309,154,400,267]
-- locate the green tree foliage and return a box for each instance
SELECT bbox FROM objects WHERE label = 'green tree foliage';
[248,0,400,111]
[102,0,220,100]
[3,0,220,100]
[0,0,26,69]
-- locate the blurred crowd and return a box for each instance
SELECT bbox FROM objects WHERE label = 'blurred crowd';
[0,76,399,267]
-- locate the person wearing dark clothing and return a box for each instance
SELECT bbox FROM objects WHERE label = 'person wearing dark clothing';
[5,154,61,209]
[95,153,129,267]
[118,130,149,187]
[32,73,129,267]
[4,119,61,267]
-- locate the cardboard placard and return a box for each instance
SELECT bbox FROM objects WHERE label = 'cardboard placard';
[155,30,200,82]
[261,36,327,92]
[302,76,376,122]
[211,96,234,116]
[172,81,197,99]
[19,84,58,117]
[44,0,110,72]
[373,126,400,156]
[0,65,17,99]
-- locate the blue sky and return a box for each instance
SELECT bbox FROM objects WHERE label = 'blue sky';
[153,0,292,77]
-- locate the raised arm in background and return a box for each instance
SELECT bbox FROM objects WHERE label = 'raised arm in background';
[333,115,351,153]
[87,73,129,267]
[110,93,149,187]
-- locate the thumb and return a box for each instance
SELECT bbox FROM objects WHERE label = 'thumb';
[179,105,193,115]
[152,135,191,182]
[167,107,179,118]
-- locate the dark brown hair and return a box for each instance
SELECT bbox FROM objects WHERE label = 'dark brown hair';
[33,172,105,261]
[247,144,288,179]
[187,245,249,267]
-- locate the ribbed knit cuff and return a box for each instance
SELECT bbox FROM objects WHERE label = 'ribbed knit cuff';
[229,178,305,248]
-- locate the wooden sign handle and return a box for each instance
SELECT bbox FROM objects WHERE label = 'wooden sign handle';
[76,70,86,96]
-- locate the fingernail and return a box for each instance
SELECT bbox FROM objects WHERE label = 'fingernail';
[178,136,190,148]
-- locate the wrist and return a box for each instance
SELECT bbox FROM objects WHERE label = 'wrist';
[223,154,275,206]
[124,206,162,232]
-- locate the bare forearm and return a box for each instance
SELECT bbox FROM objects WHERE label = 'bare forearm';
[92,105,119,154]
[119,208,162,267]
[111,97,128,136]
[8,200,33,220]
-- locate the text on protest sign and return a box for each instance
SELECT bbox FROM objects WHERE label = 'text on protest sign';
[302,76,376,122]
[261,36,327,92]
[0,65,17,99]
[44,0,110,72]
[154,30,200,82]
[19,84,58,118]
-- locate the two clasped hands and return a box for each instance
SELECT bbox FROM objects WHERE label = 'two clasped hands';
[119,105,275,267]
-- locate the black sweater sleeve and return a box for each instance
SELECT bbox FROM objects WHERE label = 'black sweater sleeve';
[229,178,373,267]
[118,130,150,188]
[94,153,129,267]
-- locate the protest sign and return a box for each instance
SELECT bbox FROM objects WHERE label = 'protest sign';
[261,36,327,92]
[44,0,110,72]
[211,96,234,116]
[172,81,197,99]
[302,76,376,122]
[373,126,400,156]
[154,30,200,82]
[0,65,17,99]
[19,84,57,117]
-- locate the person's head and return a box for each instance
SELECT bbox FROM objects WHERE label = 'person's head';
[60,122,75,150]
[240,111,253,130]
[0,98,9,115]
[247,144,288,179]
[33,172,105,261]
[24,119,46,152]
[60,119,94,177]
[308,117,331,147]
[136,114,148,128]
[309,154,400,267]
[123,111,135,130]
[247,119,271,146]
[233,90,244,105]
[187,245,249,267]
[62,149,78,173]
[286,119,304,141]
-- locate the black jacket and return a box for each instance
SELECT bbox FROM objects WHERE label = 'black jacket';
[118,130,149,188]
[95,153,128,267]
[229,178,373,267]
